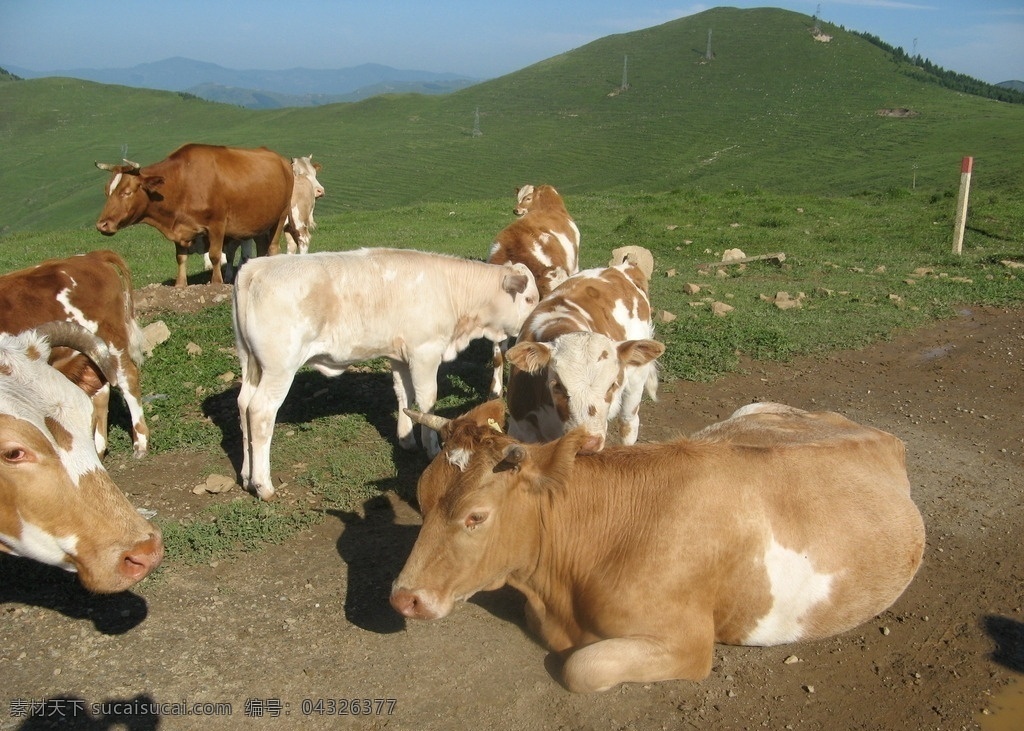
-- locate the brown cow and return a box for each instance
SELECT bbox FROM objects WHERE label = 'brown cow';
[95,143,293,287]
[1,323,163,592]
[486,184,580,397]
[392,400,926,693]
[0,251,150,458]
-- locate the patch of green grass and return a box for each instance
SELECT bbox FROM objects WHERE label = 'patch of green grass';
[157,498,321,566]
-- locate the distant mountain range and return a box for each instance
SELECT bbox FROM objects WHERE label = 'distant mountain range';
[3,56,481,108]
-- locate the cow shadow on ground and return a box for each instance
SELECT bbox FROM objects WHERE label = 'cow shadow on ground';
[984,615,1024,673]
[200,339,496,482]
[0,554,149,634]
[13,693,160,730]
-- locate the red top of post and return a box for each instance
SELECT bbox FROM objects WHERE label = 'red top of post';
[961,156,974,174]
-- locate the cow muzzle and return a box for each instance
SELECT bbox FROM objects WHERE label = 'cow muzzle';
[389,586,451,621]
[95,219,117,236]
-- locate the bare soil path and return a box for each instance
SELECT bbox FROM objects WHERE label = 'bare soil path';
[2,300,1022,731]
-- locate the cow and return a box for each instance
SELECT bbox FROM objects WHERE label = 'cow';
[232,248,539,500]
[283,155,325,256]
[391,400,926,693]
[1,323,163,592]
[196,155,326,277]
[486,184,581,398]
[95,143,294,288]
[505,254,664,453]
[0,250,150,458]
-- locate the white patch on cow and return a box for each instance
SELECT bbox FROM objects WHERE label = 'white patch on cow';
[0,520,78,570]
[745,536,834,645]
[382,268,398,282]
[529,242,554,268]
[56,287,100,333]
[447,447,472,472]
[551,228,579,270]
[106,173,122,197]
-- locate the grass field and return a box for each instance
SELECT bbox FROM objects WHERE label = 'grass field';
[1,6,1022,559]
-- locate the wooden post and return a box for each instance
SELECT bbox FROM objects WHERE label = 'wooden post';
[952,156,973,255]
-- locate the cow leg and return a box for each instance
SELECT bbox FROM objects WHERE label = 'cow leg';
[616,375,647,446]
[116,363,150,458]
[391,348,444,456]
[91,384,111,456]
[174,242,191,288]
[561,629,715,693]
[240,369,295,500]
[489,338,508,399]
[205,225,226,285]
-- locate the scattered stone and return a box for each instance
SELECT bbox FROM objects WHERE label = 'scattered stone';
[141,320,171,357]
[609,246,655,280]
[881,626,891,636]
[659,310,678,323]
[889,294,903,303]
[666,224,679,231]
[784,655,800,665]
[192,474,237,495]
[762,291,804,310]
[722,248,746,262]
[1000,260,1024,269]
[804,685,815,694]
[186,342,203,357]
[873,265,887,274]
[666,268,677,278]
[218,371,235,384]
[683,283,701,295]
[711,302,734,317]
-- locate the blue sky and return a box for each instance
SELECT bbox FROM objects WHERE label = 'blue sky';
[1,1,1021,84]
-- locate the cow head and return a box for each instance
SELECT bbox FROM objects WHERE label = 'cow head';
[391,400,585,621]
[0,324,163,593]
[94,160,163,235]
[513,184,564,216]
[507,333,664,453]
[291,156,325,199]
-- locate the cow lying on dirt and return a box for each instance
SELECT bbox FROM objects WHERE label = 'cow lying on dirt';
[392,400,926,692]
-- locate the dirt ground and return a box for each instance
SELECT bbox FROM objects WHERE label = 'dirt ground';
[2,288,1022,731]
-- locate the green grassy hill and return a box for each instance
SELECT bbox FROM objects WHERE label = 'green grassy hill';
[1,6,1022,235]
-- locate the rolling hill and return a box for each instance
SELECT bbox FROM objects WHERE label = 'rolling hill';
[1,6,1023,235]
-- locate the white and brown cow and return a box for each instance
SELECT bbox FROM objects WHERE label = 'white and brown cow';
[505,255,663,453]
[486,184,581,397]
[283,155,325,255]
[1,323,163,592]
[392,400,926,693]
[0,250,150,458]
[232,248,538,500]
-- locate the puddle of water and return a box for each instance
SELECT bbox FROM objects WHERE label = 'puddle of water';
[979,674,1024,731]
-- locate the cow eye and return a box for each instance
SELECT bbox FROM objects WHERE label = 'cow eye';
[464,511,489,530]
[1,446,29,463]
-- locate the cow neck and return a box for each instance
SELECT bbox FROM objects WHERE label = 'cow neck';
[509,444,664,613]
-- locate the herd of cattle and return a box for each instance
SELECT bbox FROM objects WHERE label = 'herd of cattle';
[0,143,926,692]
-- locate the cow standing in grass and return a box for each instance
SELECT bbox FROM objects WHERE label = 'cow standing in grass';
[232,248,539,500]
[506,254,663,452]
[486,184,581,397]
[95,143,293,287]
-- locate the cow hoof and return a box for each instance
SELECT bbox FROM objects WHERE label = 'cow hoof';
[253,484,276,501]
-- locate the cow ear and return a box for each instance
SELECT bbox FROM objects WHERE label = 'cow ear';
[506,342,552,374]
[618,339,665,367]
[495,444,527,473]
[141,174,165,192]
[501,266,531,296]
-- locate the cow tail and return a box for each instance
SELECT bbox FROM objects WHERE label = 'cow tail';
[103,250,147,367]
[645,360,660,402]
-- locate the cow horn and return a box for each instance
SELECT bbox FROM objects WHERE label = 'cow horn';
[94,161,117,171]
[32,321,119,385]
[122,158,141,170]
[403,409,450,432]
